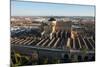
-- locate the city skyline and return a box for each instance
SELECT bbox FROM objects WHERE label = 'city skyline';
[11,1,95,16]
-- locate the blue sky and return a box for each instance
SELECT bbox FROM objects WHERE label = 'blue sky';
[11,1,95,16]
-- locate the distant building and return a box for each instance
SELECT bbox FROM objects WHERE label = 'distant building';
[56,21,72,32]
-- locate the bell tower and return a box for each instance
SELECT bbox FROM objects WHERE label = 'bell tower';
[48,17,56,33]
